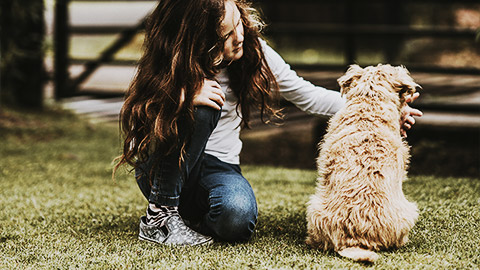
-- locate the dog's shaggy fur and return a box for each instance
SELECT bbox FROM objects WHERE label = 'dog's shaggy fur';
[306,64,420,263]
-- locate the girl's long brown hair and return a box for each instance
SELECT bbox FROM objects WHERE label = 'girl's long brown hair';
[114,0,281,179]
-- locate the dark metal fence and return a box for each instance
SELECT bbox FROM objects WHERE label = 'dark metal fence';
[54,0,480,98]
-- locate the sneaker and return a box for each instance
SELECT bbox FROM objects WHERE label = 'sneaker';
[138,215,213,246]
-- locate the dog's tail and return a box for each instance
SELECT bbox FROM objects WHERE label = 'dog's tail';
[338,247,379,263]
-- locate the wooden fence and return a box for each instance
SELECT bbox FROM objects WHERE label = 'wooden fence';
[54,0,479,99]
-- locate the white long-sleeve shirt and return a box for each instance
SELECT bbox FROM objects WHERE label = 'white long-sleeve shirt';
[204,39,346,164]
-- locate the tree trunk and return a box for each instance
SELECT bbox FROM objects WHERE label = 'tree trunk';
[0,0,46,108]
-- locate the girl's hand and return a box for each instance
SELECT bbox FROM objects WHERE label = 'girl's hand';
[193,79,225,110]
[400,92,423,137]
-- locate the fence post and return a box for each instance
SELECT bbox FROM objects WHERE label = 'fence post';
[54,0,71,99]
[344,0,355,65]
[385,2,404,63]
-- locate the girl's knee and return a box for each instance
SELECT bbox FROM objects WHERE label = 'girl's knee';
[212,193,258,242]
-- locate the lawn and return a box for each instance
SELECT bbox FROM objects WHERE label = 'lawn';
[0,107,479,269]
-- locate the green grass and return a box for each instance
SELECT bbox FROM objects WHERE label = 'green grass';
[1,107,479,269]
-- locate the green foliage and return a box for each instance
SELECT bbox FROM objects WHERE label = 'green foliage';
[0,108,479,269]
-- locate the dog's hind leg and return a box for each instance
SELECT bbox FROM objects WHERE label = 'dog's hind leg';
[305,195,334,249]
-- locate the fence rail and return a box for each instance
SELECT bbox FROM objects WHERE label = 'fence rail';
[267,24,478,38]
[71,24,478,38]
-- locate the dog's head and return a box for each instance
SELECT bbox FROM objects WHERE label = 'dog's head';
[338,64,420,105]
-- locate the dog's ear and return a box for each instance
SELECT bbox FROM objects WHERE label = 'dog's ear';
[394,66,421,102]
[338,65,364,96]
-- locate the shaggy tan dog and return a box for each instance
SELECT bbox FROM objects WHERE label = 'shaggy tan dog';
[306,64,419,263]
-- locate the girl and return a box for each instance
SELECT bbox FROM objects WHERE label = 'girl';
[115,0,421,246]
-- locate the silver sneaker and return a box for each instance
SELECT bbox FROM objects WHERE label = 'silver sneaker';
[138,215,213,246]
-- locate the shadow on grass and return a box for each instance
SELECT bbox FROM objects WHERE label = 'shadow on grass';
[60,212,139,239]
[256,210,308,245]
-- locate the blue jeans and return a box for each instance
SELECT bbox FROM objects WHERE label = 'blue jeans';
[135,106,257,242]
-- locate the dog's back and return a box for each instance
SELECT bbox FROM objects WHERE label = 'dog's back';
[306,64,419,263]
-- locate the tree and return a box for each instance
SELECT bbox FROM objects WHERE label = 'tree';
[1,0,46,108]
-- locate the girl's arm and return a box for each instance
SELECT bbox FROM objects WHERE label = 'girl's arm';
[261,39,421,135]
[260,39,346,117]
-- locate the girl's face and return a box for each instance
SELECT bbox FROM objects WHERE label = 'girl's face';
[220,1,244,62]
